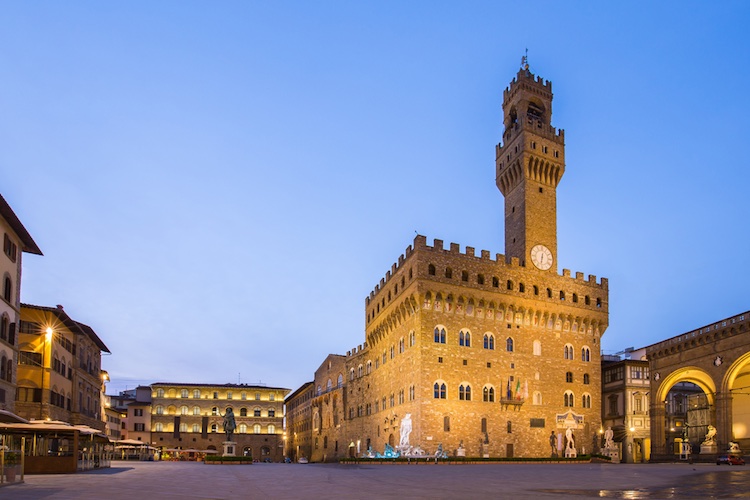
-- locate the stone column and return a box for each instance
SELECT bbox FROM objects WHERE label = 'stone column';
[714,391,733,452]
[650,403,666,457]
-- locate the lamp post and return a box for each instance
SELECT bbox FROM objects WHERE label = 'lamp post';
[40,327,53,420]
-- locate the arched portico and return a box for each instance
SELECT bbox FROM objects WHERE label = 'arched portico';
[647,310,750,459]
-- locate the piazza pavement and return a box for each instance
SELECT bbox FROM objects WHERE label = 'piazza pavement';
[2,460,750,499]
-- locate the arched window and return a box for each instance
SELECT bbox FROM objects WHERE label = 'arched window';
[155,405,164,415]
[349,368,355,381]
[240,408,247,416]
[338,374,344,386]
[445,268,452,279]
[0,315,7,341]
[564,344,574,360]
[155,423,164,432]
[0,355,5,380]
[192,424,200,433]
[459,330,471,347]
[211,423,218,433]
[583,373,590,385]
[581,346,591,362]
[212,406,219,415]
[179,423,187,432]
[492,276,499,287]
[483,333,495,350]
[3,276,11,302]
[564,391,574,407]
[434,327,446,344]
[459,384,471,401]
[566,372,573,383]
[519,283,525,293]
[180,405,189,415]
[193,389,201,398]
[181,389,189,398]
[483,386,495,402]
[572,293,578,303]
[268,424,276,434]
[254,407,261,417]
[409,331,416,346]
[433,382,446,399]
[507,420,512,433]
[327,378,333,391]
[547,288,552,298]
[533,340,541,356]
[582,393,592,409]
[506,337,514,352]
[253,424,261,434]
[506,280,513,290]
[533,285,539,295]
[156,389,164,398]
[428,264,436,275]
[560,290,565,300]
[239,423,247,433]
[193,406,201,415]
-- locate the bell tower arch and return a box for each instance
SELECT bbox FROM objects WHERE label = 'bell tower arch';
[496,61,565,271]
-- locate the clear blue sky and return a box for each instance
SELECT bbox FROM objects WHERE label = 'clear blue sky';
[2,2,748,395]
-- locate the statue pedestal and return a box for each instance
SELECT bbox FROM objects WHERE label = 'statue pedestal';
[565,448,577,458]
[456,448,466,457]
[700,443,717,455]
[605,447,620,463]
[481,443,489,458]
[223,441,237,457]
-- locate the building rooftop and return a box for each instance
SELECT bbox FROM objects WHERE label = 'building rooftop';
[0,193,42,255]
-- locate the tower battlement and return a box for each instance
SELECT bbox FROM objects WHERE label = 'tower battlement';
[365,234,608,305]
[503,69,552,103]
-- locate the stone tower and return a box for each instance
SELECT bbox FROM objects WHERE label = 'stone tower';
[495,64,565,272]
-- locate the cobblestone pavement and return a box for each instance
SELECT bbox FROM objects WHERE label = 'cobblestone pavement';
[2,461,750,499]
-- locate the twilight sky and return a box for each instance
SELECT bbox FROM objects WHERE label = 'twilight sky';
[1,2,748,395]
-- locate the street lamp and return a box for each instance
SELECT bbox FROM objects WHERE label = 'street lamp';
[40,327,53,419]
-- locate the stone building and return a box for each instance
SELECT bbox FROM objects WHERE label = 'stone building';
[646,310,750,459]
[16,304,110,430]
[149,382,289,461]
[0,194,42,415]
[285,381,314,461]
[290,65,610,460]
[601,348,651,463]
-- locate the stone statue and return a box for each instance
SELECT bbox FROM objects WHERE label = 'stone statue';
[549,431,556,454]
[729,442,741,453]
[703,425,717,445]
[604,426,615,449]
[399,413,412,449]
[223,408,237,442]
[565,428,574,451]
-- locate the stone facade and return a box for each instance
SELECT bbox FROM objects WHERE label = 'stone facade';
[288,66,610,461]
[16,304,109,430]
[149,382,289,461]
[601,349,651,463]
[646,310,750,458]
[0,194,42,414]
[285,381,314,461]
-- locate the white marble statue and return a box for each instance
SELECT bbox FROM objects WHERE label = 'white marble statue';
[604,426,615,449]
[703,425,717,445]
[565,428,575,453]
[729,442,741,453]
[399,413,412,449]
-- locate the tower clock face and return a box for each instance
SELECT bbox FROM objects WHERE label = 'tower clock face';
[530,245,553,270]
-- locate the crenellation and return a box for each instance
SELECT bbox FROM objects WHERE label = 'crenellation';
[575,272,584,280]
[450,242,460,252]
[588,275,597,284]
[562,269,571,277]
[434,238,444,251]
[466,246,475,257]
[481,249,490,259]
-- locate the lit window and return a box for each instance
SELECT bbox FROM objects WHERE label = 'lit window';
[155,423,163,432]
[181,389,188,398]
[254,408,261,417]
[155,405,164,415]
[193,406,200,415]
[192,424,200,433]
[180,406,189,415]
[239,424,247,433]
[193,389,200,399]
[268,424,276,434]
[253,424,261,434]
